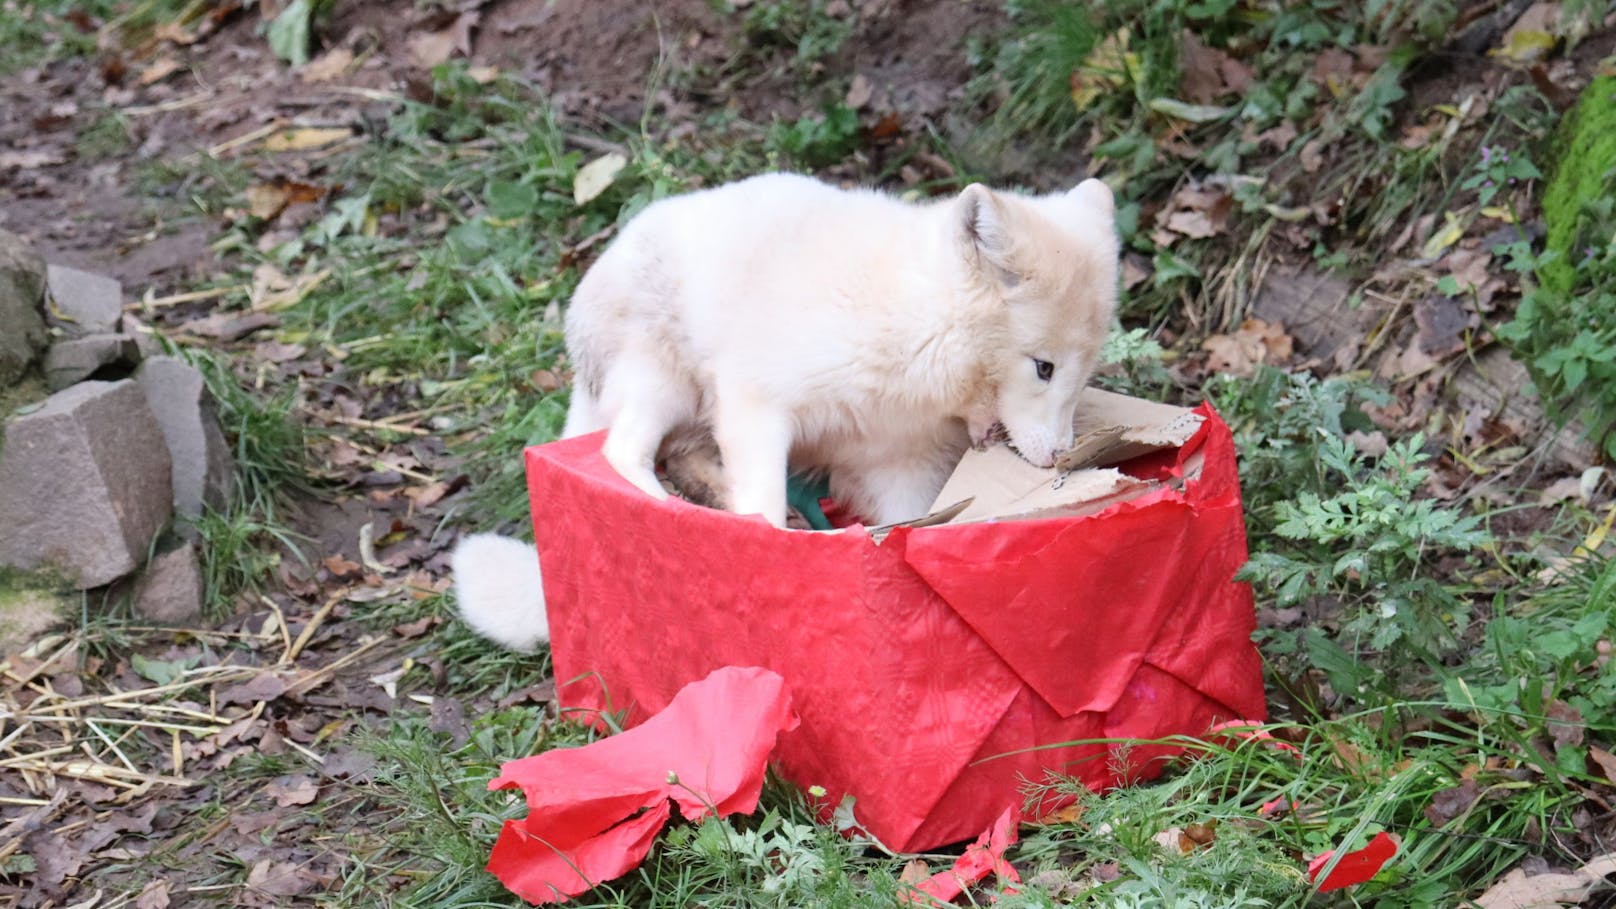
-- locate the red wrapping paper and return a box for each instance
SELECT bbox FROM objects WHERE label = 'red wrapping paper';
[486,666,797,903]
[1309,831,1400,892]
[526,403,1265,853]
[905,806,1022,904]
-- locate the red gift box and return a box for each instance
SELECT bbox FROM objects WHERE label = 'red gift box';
[525,399,1264,853]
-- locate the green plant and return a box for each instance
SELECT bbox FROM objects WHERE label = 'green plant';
[1488,89,1616,457]
[1241,432,1489,659]
[734,0,852,78]
[1096,325,1173,397]
[0,0,191,74]
[1446,553,1616,773]
[764,103,860,169]
[263,0,336,67]
[183,349,316,612]
[1206,366,1391,517]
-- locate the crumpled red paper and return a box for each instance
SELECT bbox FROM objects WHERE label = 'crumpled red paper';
[1308,831,1399,891]
[903,806,1021,905]
[527,403,1265,851]
[1208,719,1303,758]
[486,666,798,904]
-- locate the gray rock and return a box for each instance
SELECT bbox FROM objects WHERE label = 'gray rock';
[0,230,48,387]
[136,356,235,519]
[43,334,142,391]
[45,264,122,336]
[133,543,203,624]
[0,381,173,589]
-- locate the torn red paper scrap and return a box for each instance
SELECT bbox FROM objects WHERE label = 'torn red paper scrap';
[903,806,1021,905]
[1309,831,1400,892]
[1209,719,1302,757]
[486,666,798,904]
[1258,797,1301,817]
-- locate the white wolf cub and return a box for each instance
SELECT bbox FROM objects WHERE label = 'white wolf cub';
[454,172,1120,650]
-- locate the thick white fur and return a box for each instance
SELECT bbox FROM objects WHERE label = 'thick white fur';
[564,172,1120,526]
[452,172,1120,649]
[451,533,549,650]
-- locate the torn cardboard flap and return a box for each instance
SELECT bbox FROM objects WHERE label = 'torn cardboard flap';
[929,389,1204,525]
[1061,388,1205,470]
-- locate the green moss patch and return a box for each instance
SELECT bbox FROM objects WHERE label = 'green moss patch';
[1541,75,1616,295]
[0,567,73,655]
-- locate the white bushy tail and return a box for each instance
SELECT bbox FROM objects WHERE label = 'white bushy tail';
[451,533,549,651]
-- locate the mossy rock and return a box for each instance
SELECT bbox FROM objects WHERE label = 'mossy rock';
[0,567,73,656]
[1541,75,1616,295]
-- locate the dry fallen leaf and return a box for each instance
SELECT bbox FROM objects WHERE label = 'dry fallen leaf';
[246,859,317,898]
[324,553,361,577]
[152,21,200,45]
[135,879,172,909]
[244,179,326,221]
[1179,31,1246,104]
[574,152,628,206]
[369,662,410,699]
[1202,318,1293,377]
[1588,746,1616,784]
[409,28,458,68]
[0,149,68,170]
[1158,183,1232,241]
[1166,209,1219,239]
[137,57,183,85]
[1546,700,1584,748]
[219,671,289,706]
[899,858,931,886]
[1494,2,1562,63]
[1152,827,1194,855]
[1421,212,1468,260]
[265,774,320,807]
[299,47,354,82]
[1423,778,1479,828]
[1183,820,1217,846]
[1069,30,1134,111]
[178,311,281,341]
[261,127,353,152]
[1473,854,1616,908]
[1033,802,1085,825]
[845,72,873,109]
[409,10,479,67]
[250,264,329,311]
[1299,137,1326,174]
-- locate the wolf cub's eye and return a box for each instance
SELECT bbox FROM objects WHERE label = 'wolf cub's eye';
[1033,359,1054,381]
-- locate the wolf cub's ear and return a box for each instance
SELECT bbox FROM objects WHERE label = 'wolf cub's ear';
[957,184,1014,266]
[1067,178,1115,217]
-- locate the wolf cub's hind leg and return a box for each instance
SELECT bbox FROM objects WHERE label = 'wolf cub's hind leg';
[596,352,697,501]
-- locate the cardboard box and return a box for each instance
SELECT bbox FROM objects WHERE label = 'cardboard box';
[525,391,1265,852]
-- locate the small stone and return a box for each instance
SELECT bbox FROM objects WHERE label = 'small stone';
[133,543,203,623]
[0,381,173,589]
[0,230,48,387]
[137,356,236,520]
[45,263,122,336]
[42,334,142,390]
